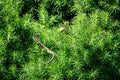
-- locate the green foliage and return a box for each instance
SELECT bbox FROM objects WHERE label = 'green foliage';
[0,0,120,80]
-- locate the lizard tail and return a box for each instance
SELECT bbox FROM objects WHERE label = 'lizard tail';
[42,52,55,64]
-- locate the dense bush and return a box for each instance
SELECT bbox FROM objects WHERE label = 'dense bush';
[0,0,120,80]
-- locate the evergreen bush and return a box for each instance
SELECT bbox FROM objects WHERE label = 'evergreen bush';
[0,0,120,80]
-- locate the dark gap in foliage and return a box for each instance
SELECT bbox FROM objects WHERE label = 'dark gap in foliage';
[81,62,92,72]
[86,0,120,21]
[0,13,7,29]
[2,51,22,80]
[5,26,33,51]
[0,20,6,29]
[100,7,120,21]
[19,0,40,20]
[32,6,39,20]
[89,48,102,66]
[81,48,102,71]
[98,1,120,21]
[45,1,57,15]
[14,26,33,50]
[93,0,99,6]
[1,26,33,80]
[61,4,76,21]
[111,25,120,35]
[45,1,76,22]
[111,9,120,21]
[19,0,32,17]
[83,41,91,50]
[105,0,117,5]
[81,46,120,80]
[83,0,99,16]
[104,42,114,53]
[99,62,120,80]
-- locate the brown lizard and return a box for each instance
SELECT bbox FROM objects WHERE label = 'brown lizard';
[32,36,55,64]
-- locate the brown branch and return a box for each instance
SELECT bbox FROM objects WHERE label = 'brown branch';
[32,36,55,64]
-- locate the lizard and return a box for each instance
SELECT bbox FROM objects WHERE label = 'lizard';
[32,36,55,64]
